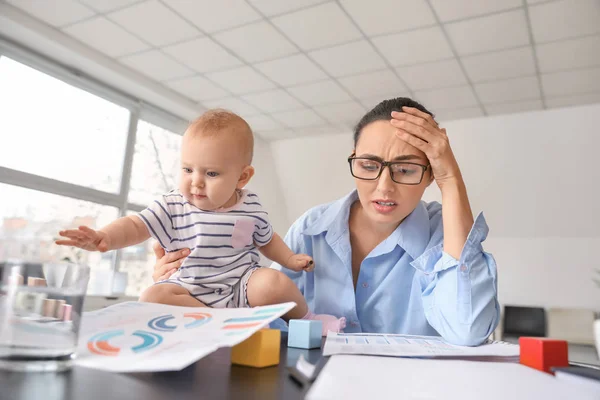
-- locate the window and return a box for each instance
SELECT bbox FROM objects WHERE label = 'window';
[0,183,118,294]
[128,120,182,206]
[124,120,182,296]
[0,57,130,193]
[116,211,157,297]
[0,48,187,297]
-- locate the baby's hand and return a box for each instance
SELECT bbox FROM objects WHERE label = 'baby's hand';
[286,254,314,272]
[55,226,111,252]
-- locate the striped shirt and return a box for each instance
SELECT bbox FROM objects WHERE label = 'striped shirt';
[137,189,273,307]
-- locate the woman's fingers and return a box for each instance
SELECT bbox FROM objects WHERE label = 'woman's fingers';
[398,106,439,130]
[155,258,184,282]
[390,118,437,144]
[161,268,178,282]
[152,246,190,281]
[166,265,179,279]
[394,129,429,152]
[391,110,451,163]
[158,269,175,282]
[164,248,190,264]
[167,257,185,271]
[152,241,165,259]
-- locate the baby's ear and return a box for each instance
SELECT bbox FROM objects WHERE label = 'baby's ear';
[237,165,255,188]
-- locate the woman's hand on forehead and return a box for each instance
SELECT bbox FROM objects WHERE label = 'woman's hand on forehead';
[390,106,461,186]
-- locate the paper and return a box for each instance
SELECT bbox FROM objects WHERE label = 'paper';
[75,301,294,372]
[323,332,519,360]
[306,355,598,400]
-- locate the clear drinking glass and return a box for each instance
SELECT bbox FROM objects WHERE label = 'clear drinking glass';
[0,260,90,371]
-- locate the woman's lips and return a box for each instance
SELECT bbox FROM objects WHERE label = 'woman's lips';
[372,199,397,214]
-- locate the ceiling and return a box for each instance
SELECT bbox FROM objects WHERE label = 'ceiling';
[2,0,600,140]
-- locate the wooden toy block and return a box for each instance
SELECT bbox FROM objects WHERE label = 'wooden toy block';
[231,329,280,368]
[519,337,569,374]
[287,320,322,349]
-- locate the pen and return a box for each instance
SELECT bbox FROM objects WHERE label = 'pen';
[287,365,312,387]
[286,354,323,387]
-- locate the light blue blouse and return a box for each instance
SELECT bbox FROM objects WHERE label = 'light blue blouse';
[271,190,499,346]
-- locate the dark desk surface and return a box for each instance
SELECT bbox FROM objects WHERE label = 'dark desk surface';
[0,333,326,400]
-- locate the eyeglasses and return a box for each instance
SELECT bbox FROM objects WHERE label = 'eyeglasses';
[347,153,430,185]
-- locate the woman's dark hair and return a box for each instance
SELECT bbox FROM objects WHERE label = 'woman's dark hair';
[353,97,434,147]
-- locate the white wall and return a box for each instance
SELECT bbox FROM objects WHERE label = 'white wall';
[269,104,600,310]
[270,132,356,225]
[246,136,289,236]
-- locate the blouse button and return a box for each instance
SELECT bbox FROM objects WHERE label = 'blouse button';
[361,282,369,288]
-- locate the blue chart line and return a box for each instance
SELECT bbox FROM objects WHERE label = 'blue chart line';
[223,315,274,323]
[147,315,177,332]
[225,331,247,336]
[254,306,287,315]
[132,330,163,353]
[89,329,124,343]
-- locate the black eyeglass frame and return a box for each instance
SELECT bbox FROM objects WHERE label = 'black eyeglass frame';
[347,153,431,185]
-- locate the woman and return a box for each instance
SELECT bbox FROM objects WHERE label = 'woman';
[152,97,499,346]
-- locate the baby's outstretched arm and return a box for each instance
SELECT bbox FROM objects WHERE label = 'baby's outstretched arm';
[258,233,314,272]
[56,215,150,252]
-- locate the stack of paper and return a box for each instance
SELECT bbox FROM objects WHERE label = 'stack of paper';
[553,366,600,397]
[323,332,519,361]
[306,355,597,400]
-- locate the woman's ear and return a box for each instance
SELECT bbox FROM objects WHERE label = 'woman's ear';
[237,165,255,189]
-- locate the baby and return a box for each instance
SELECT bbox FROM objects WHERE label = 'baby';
[56,110,345,335]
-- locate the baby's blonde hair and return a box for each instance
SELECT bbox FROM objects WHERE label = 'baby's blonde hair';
[185,109,254,164]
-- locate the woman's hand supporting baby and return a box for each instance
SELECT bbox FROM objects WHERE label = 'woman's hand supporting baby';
[151,243,190,282]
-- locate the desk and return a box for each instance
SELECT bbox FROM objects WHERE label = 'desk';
[0,333,326,400]
[503,336,600,366]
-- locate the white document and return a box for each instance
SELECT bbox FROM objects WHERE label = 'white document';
[307,355,598,400]
[75,301,294,372]
[323,332,519,360]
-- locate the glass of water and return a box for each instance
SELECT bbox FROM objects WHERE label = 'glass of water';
[0,260,90,372]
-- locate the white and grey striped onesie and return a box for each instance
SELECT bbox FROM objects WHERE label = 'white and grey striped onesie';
[138,189,273,308]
